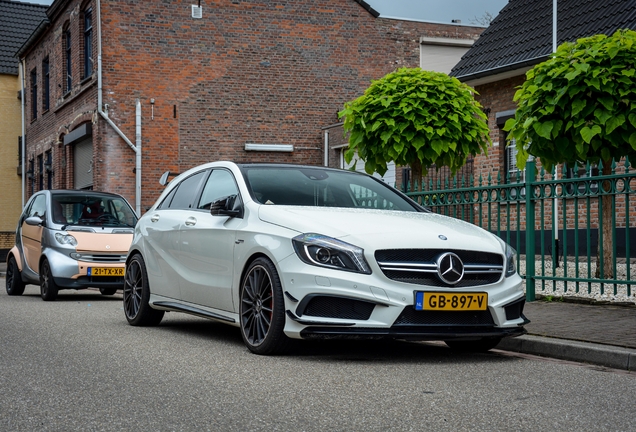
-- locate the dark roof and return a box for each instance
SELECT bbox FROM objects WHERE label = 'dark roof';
[451,0,636,81]
[0,0,47,75]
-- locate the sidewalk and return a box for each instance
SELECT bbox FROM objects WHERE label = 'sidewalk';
[1,261,634,370]
[498,300,636,371]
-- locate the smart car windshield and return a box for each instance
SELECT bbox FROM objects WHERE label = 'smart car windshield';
[51,194,138,228]
[241,166,420,211]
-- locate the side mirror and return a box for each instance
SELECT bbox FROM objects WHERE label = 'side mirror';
[210,194,243,218]
[24,216,44,226]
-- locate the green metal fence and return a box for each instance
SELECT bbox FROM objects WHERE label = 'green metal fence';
[404,159,636,302]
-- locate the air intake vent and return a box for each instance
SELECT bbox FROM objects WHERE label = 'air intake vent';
[297,296,375,320]
[191,5,202,19]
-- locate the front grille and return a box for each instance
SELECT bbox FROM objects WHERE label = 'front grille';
[375,248,503,287]
[80,254,127,263]
[298,296,375,320]
[393,307,495,326]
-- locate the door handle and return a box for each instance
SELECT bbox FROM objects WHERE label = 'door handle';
[150,214,160,222]
[185,217,197,226]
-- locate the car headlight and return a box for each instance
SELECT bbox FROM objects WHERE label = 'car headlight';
[55,232,78,247]
[505,243,517,277]
[292,233,371,274]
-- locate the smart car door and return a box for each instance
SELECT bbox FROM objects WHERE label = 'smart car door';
[20,194,47,273]
[177,168,239,312]
[143,170,207,299]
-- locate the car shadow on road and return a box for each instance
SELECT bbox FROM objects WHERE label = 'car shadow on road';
[19,285,122,302]
[155,316,517,364]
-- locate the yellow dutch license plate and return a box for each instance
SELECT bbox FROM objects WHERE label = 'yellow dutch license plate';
[88,267,125,277]
[415,292,487,311]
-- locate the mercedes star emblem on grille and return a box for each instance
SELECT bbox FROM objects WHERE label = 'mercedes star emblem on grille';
[436,252,464,285]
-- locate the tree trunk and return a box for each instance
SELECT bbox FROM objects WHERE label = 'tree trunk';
[595,160,614,279]
[410,159,423,205]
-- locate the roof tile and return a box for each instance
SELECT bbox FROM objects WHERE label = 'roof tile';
[0,0,48,75]
[451,0,636,80]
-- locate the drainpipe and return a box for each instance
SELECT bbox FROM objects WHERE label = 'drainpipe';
[96,0,141,216]
[135,100,142,214]
[19,59,26,208]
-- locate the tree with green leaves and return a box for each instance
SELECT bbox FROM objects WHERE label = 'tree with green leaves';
[505,29,636,278]
[338,67,491,189]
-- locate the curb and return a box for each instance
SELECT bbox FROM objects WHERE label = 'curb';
[498,334,636,371]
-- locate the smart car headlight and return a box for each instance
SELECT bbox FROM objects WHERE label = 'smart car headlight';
[292,233,371,274]
[505,243,517,277]
[55,232,77,247]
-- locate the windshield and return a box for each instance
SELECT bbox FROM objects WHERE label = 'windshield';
[51,194,138,228]
[242,166,420,212]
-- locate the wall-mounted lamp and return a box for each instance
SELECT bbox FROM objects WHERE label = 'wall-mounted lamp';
[26,168,34,179]
[44,162,53,173]
[244,143,294,152]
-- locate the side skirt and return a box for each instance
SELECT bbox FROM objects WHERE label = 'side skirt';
[153,301,236,324]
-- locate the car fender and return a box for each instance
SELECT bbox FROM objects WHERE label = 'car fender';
[7,246,23,272]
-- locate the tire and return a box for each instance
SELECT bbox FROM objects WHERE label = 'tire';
[445,337,502,353]
[40,259,59,301]
[123,254,164,326]
[239,257,289,355]
[99,287,118,296]
[6,256,25,296]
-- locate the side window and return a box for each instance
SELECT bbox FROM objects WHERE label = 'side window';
[157,187,177,210]
[28,195,47,219]
[197,169,239,210]
[164,171,207,210]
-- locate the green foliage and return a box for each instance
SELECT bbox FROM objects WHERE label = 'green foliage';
[504,29,636,171]
[338,68,491,177]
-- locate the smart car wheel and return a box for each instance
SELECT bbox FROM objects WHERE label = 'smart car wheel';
[6,256,25,296]
[239,258,289,355]
[99,287,118,296]
[40,259,59,301]
[123,254,164,326]
[445,337,502,353]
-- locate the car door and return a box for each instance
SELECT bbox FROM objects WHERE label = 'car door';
[143,170,207,299]
[21,194,47,273]
[177,168,240,312]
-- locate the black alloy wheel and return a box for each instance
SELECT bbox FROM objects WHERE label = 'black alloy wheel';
[40,259,59,301]
[123,254,164,326]
[6,256,25,296]
[445,337,502,353]
[240,258,289,355]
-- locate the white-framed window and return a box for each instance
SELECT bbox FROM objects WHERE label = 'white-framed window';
[505,138,526,184]
[340,150,396,186]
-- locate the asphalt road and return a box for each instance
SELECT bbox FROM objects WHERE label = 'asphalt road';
[1,282,635,432]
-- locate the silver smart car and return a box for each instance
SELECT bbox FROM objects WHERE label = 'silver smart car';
[5,190,137,301]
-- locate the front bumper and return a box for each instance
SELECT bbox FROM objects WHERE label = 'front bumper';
[277,255,528,341]
[44,248,126,290]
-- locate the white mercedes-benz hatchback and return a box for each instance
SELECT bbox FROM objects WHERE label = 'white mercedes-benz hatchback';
[124,162,527,354]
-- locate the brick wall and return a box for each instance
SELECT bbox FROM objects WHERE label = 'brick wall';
[22,0,483,211]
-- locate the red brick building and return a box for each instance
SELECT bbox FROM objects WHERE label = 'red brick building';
[18,0,482,214]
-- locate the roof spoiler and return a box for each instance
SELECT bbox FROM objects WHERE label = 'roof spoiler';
[159,171,180,186]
